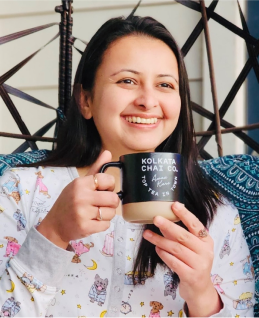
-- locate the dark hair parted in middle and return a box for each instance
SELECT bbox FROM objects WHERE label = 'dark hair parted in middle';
[31,15,222,281]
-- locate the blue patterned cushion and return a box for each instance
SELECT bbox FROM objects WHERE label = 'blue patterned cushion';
[0,151,258,313]
[0,150,50,177]
[199,154,259,315]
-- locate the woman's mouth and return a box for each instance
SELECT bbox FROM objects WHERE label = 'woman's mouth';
[125,116,158,124]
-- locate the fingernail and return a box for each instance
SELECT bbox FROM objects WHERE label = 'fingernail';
[143,230,152,239]
[173,201,184,211]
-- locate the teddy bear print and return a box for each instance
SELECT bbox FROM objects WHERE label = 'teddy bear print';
[13,209,26,231]
[20,272,47,293]
[149,301,164,317]
[2,175,22,204]
[70,241,94,263]
[88,274,108,306]
[3,237,21,258]
[35,171,51,198]
[163,271,179,299]
[0,297,21,317]
[219,232,231,259]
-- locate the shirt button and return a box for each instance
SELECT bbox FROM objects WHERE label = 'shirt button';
[117,251,123,256]
[112,306,118,312]
[117,236,123,242]
[116,268,122,274]
[114,286,120,292]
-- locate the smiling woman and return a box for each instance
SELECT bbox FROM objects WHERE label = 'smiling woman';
[80,35,181,158]
[0,13,255,318]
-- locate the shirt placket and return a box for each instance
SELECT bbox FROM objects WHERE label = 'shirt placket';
[106,217,127,317]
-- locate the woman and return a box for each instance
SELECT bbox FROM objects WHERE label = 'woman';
[0,15,254,317]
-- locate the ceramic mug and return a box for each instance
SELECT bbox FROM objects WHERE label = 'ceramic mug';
[100,152,184,224]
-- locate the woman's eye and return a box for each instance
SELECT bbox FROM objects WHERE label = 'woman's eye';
[118,79,135,85]
[159,83,173,89]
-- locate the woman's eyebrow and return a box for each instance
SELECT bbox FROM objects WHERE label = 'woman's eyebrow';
[157,74,178,84]
[110,69,140,76]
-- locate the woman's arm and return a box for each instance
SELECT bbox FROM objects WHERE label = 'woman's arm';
[0,169,73,317]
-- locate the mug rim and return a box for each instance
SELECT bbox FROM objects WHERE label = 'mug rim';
[120,152,181,158]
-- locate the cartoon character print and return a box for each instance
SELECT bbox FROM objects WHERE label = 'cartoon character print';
[163,271,179,299]
[13,209,26,231]
[120,289,133,315]
[120,301,132,315]
[211,274,225,294]
[70,240,94,263]
[124,270,153,285]
[0,297,21,317]
[100,231,114,257]
[88,274,108,306]
[149,301,163,318]
[2,175,22,204]
[20,272,46,293]
[233,292,253,310]
[219,231,231,259]
[35,171,51,198]
[241,255,254,282]
[3,237,21,258]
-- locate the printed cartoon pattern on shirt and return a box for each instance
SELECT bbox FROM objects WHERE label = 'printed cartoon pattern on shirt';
[219,231,231,259]
[88,274,108,306]
[124,270,153,285]
[211,274,225,294]
[149,301,164,317]
[120,289,133,315]
[13,209,26,231]
[100,231,114,257]
[35,171,51,198]
[241,256,254,282]
[0,167,255,317]
[3,237,21,258]
[70,240,94,263]
[0,297,21,317]
[163,271,179,299]
[20,272,47,293]
[233,292,253,310]
[2,174,22,204]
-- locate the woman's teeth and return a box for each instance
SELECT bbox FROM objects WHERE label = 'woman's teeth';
[125,116,158,124]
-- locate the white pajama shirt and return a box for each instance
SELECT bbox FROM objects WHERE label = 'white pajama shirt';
[0,166,255,317]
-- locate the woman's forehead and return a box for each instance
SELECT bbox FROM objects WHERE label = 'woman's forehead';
[98,35,179,78]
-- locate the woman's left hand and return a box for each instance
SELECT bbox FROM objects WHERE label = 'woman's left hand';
[143,201,222,317]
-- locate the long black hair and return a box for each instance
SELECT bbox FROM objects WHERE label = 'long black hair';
[29,15,222,281]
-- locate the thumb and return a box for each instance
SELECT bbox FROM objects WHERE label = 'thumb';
[86,150,112,176]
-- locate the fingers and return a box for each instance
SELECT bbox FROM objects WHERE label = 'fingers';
[143,230,198,268]
[86,150,112,176]
[171,202,209,240]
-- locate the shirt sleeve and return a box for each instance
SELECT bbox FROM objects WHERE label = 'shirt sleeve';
[0,169,74,317]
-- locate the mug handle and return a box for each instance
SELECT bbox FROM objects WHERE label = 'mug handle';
[99,161,123,200]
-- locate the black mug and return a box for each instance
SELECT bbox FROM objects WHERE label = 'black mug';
[100,152,184,224]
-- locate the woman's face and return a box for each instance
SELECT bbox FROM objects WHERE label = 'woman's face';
[82,35,181,159]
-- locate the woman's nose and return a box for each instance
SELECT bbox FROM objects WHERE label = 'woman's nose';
[133,88,159,110]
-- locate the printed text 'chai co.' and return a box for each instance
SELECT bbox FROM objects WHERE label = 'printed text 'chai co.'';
[141,157,178,172]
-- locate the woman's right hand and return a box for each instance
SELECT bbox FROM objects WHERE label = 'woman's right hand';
[37,150,120,249]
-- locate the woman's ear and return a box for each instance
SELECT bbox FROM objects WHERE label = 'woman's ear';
[73,83,93,119]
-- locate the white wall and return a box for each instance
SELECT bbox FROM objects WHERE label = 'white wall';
[0,0,246,157]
